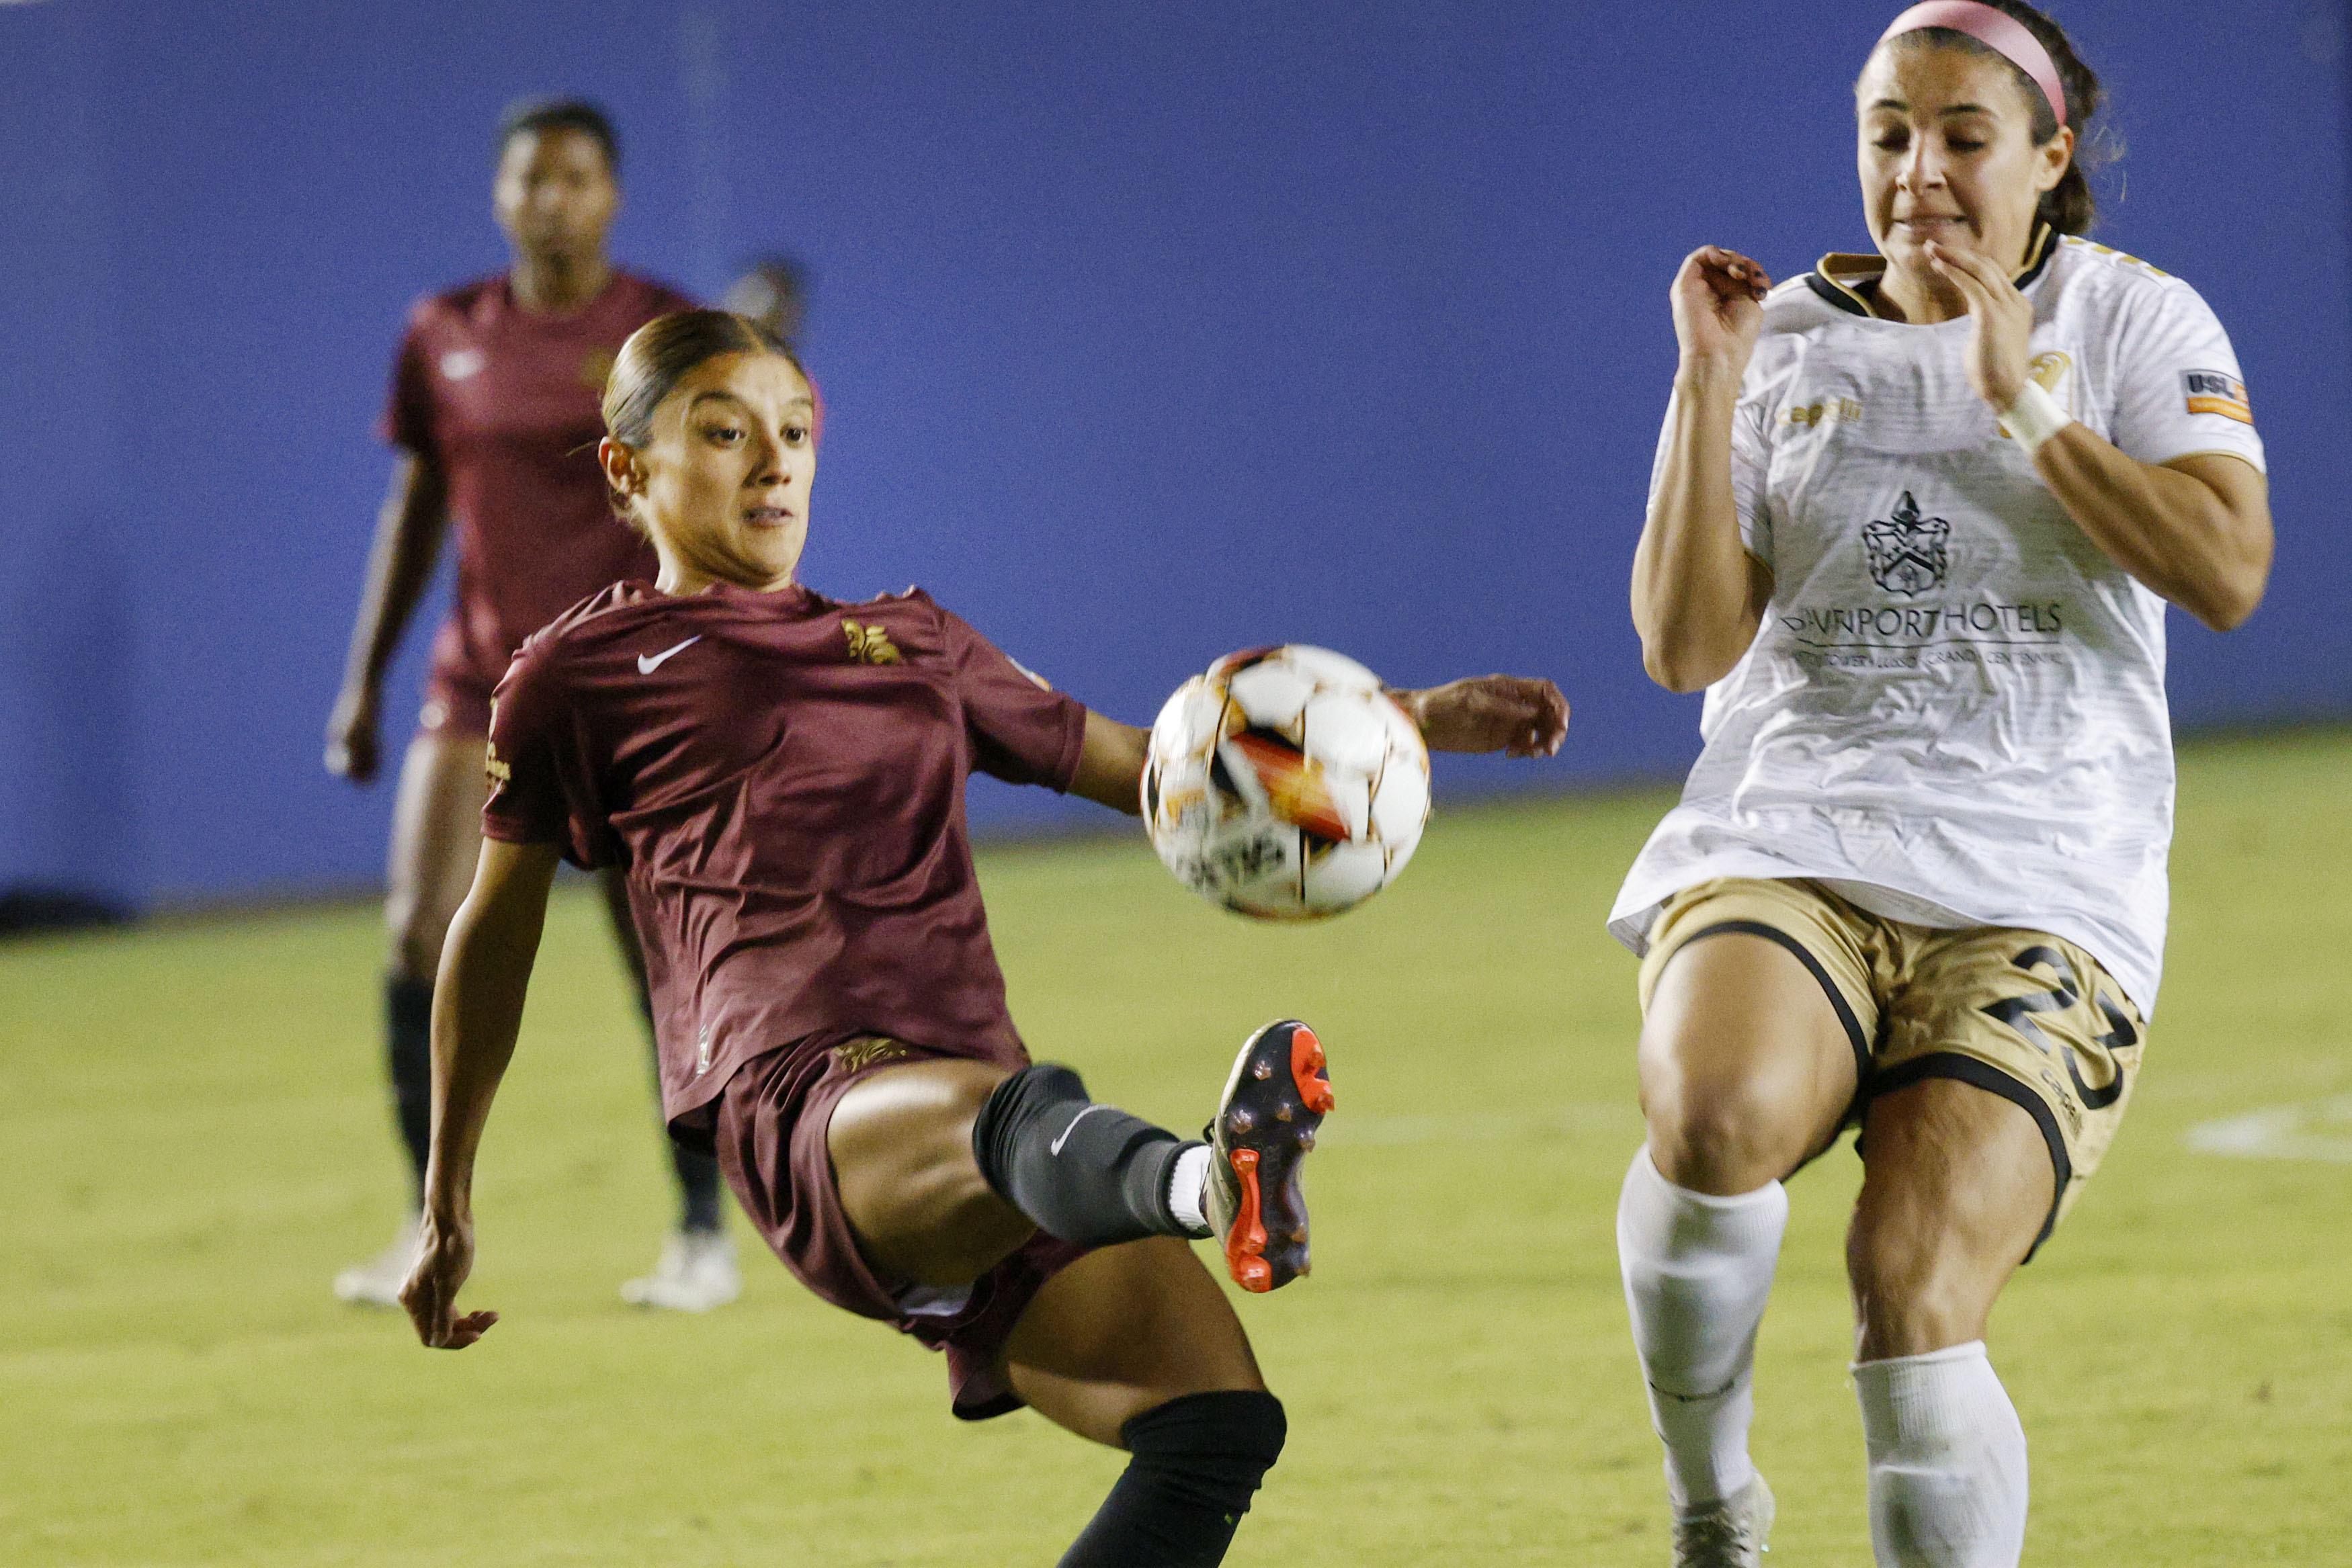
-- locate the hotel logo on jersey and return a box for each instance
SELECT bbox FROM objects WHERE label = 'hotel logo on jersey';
[1861,492,1949,597]
[1777,490,2066,668]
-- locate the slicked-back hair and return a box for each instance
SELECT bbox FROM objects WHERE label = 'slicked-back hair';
[1879,0,2112,235]
[599,310,810,523]
[496,96,622,177]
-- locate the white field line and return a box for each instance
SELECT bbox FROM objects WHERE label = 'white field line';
[2185,1096,2352,1164]
[1318,1102,1642,1146]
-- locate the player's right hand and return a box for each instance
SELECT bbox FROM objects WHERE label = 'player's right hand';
[400,1209,499,1350]
[1670,246,1773,376]
[325,685,382,783]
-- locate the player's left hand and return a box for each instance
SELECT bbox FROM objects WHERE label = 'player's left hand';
[1926,241,2035,410]
[400,1209,499,1350]
[1398,676,1568,758]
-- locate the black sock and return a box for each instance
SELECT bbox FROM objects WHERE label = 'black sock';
[636,982,726,1233]
[386,975,434,1207]
[970,1063,1199,1246]
[1059,1391,1288,1568]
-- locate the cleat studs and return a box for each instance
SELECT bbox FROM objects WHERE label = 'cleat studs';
[1289,1025,1336,1114]
[1251,1061,1273,1080]
[1275,1104,1294,1123]
[1298,1130,1315,1149]
[1230,1108,1255,1132]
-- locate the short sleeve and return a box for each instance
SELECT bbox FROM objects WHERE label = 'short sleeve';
[1643,380,1775,571]
[2105,278,2265,473]
[378,310,436,457]
[934,604,1089,790]
[482,637,607,865]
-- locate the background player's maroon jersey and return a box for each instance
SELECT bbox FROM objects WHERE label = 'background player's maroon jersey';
[381,271,695,719]
[482,581,1089,1124]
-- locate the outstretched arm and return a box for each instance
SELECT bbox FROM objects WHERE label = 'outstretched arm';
[400,836,562,1350]
[1390,675,1568,758]
[1070,711,1152,814]
[1066,673,1569,816]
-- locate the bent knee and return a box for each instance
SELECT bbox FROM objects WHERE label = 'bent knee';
[1846,1223,2006,1358]
[1640,1075,1816,1194]
[1126,1387,1287,1465]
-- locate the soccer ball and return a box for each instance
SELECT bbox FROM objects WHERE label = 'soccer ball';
[1142,645,1431,919]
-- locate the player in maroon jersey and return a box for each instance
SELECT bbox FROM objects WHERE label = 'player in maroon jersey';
[324,99,734,1313]
[398,310,1567,1563]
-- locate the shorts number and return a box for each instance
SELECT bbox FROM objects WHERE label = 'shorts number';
[1979,946,2130,1110]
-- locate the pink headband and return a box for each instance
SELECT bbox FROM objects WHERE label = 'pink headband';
[1880,1,2067,128]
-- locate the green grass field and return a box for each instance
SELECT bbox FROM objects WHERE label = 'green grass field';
[5,728,2350,1566]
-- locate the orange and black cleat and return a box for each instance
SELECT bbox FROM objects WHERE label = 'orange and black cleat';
[1206,1019,1333,1293]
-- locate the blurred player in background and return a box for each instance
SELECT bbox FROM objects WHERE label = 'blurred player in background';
[723,254,812,349]
[399,310,1565,1564]
[1609,4,2269,1564]
[325,99,737,1313]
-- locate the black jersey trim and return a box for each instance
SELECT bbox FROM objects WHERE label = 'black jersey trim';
[1866,1051,2071,1262]
[1804,272,1872,317]
[1802,224,2056,320]
[2012,223,2058,290]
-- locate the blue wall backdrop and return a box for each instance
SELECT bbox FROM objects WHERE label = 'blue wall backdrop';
[4,0,2348,906]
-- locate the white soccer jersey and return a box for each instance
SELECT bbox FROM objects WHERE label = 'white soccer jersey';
[1610,232,2265,1014]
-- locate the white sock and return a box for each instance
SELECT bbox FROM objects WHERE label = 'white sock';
[1853,1341,2029,1568]
[1616,1145,1789,1512]
[1167,1143,1212,1233]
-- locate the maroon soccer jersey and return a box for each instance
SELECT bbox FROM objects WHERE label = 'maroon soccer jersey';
[481,580,1090,1123]
[380,271,695,721]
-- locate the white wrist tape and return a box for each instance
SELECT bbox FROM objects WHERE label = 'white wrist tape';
[2001,380,2074,455]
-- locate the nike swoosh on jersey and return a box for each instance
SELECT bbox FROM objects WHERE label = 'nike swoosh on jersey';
[1049,1103,1112,1156]
[636,636,702,674]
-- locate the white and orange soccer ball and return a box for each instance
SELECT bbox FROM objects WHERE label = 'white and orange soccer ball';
[1142,645,1431,919]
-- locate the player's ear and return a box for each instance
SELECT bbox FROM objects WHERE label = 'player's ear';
[597,436,644,498]
[2035,126,2074,193]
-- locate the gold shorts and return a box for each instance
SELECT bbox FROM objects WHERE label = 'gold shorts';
[1637,878,2147,1254]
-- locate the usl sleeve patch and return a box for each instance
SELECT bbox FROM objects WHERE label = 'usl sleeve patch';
[2182,369,2252,424]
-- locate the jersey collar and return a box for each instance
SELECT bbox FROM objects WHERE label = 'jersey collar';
[1804,224,2056,319]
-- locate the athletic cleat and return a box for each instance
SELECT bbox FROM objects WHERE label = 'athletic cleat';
[1205,1019,1333,1293]
[333,1213,422,1307]
[620,1229,742,1312]
[1672,1475,1774,1567]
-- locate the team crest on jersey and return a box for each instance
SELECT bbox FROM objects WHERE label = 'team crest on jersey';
[2182,369,2252,425]
[1862,492,1951,597]
[833,1037,911,1073]
[843,619,903,665]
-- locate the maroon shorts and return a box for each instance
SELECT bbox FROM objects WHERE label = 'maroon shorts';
[416,616,501,738]
[711,1031,1091,1421]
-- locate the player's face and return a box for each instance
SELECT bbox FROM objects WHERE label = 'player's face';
[1855,42,2072,279]
[614,351,816,593]
[493,128,620,262]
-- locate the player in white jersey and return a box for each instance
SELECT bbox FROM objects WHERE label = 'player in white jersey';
[1608,4,2272,1565]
